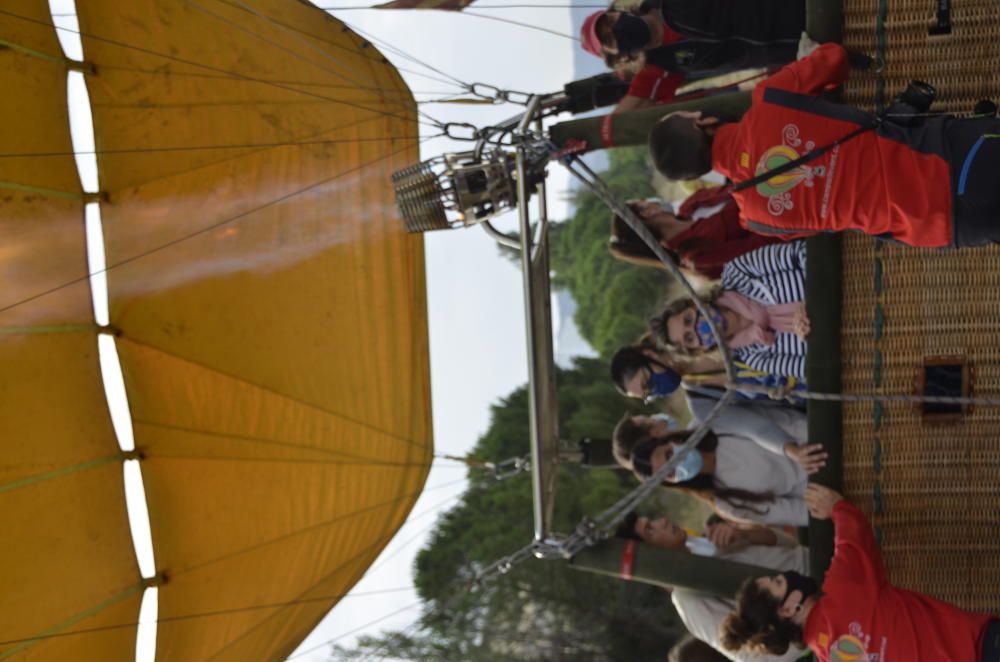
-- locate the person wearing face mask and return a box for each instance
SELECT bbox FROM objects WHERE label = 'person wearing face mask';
[610,342,806,414]
[580,1,805,84]
[616,510,810,662]
[608,185,782,279]
[651,241,809,381]
[721,484,1000,662]
[613,419,825,526]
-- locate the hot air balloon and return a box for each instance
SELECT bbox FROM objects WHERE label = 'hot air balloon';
[0,1,431,660]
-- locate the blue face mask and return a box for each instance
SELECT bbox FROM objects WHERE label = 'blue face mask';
[647,367,681,399]
[671,446,704,482]
[694,306,727,349]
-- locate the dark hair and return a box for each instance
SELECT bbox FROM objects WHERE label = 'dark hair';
[610,345,666,397]
[721,578,805,655]
[615,510,643,541]
[612,413,649,467]
[608,202,683,270]
[630,432,775,511]
[649,114,714,181]
[668,635,729,662]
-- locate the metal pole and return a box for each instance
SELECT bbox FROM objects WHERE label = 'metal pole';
[570,539,768,598]
[515,95,548,542]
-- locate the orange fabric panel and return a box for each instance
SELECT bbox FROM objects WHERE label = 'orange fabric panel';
[0,335,138,661]
[0,1,89,326]
[75,1,431,659]
[0,5,140,661]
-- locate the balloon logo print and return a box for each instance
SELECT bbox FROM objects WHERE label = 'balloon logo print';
[829,634,868,661]
[755,144,807,196]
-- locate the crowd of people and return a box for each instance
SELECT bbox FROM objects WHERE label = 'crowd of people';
[575,1,1000,660]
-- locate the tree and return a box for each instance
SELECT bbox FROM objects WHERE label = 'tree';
[548,148,670,357]
[330,358,685,661]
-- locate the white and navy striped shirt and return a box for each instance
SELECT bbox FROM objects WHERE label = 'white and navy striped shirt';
[721,241,807,379]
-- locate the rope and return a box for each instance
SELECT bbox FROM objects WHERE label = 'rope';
[0,8,439,130]
[460,10,580,41]
[206,0,455,128]
[0,135,438,316]
[736,383,1000,407]
[0,134,422,159]
[320,3,604,8]
[0,587,421,650]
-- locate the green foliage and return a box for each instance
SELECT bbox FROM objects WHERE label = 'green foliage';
[330,358,684,662]
[548,148,669,357]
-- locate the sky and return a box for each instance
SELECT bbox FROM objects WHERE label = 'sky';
[287,2,597,660]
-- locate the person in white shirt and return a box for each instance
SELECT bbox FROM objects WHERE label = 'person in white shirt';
[618,510,808,662]
[614,415,825,526]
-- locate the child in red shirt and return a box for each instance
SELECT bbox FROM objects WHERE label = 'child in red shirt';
[720,484,999,661]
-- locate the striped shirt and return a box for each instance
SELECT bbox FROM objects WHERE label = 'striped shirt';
[721,241,807,379]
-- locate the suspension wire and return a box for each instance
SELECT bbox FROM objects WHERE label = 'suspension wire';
[0,8,441,131]
[96,62,455,96]
[286,602,423,660]
[171,477,467,579]
[0,474,468,649]
[335,16,471,90]
[0,134,422,159]
[202,0,455,128]
[0,587,420,649]
[0,134,439,316]
[320,3,605,8]
[189,0,448,127]
[460,10,581,41]
[365,492,465,575]
[737,384,1000,407]
[135,418,496,468]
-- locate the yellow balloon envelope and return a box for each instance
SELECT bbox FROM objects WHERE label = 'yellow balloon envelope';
[0,1,432,660]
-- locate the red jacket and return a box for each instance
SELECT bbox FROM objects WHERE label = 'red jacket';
[668,186,781,278]
[804,500,991,662]
[627,64,684,104]
[712,43,954,248]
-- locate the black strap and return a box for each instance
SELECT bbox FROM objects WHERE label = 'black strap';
[732,121,878,192]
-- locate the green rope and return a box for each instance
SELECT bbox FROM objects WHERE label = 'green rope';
[874,0,888,113]
[873,402,884,431]
[873,438,882,474]
[0,583,144,660]
[873,257,884,295]
[0,454,131,496]
[873,349,883,386]
[873,481,884,516]
[0,324,101,336]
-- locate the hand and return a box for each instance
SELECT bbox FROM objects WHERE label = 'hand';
[805,483,844,519]
[705,522,742,551]
[784,442,828,474]
[797,31,821,60]
[792,302,811,341]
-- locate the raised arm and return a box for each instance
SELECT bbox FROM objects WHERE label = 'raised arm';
[755,42,850,99]
[806,485,887,588]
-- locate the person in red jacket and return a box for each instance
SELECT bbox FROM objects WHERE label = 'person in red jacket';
[648,41,1000,248]
[613,63,686,114]
[608,185,782,278]
[720,484,1000,661]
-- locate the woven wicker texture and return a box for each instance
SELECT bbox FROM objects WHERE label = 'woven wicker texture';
[843,0,1000,113]
[837,1,1000,612]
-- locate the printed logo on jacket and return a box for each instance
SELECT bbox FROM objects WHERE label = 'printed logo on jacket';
[754,124,839,218]
[822,622,887,661]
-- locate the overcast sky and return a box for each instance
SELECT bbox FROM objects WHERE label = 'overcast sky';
[287,3,589,660]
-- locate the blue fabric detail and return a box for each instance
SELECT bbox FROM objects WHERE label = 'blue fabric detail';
[958,135,987,195]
